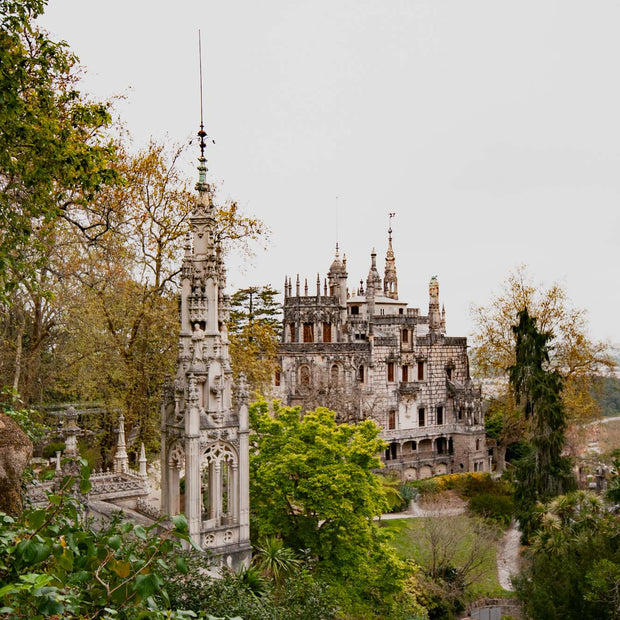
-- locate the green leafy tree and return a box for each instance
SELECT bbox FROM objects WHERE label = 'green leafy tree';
[0,0,119,299]
[509,309,576,539]
[249,400,427,618]
[471,267,615,460]
[514,491,620,620]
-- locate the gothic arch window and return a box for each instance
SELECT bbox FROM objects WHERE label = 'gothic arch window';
[299,365,311,387]
[202,441,238,466]
[330,364,339,385]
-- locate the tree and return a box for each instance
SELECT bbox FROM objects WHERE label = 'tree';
[228,286,280,394]
[471,266,615,425]
[249,400,427,617]
[509,308,576,539]
[0,0,119,299]
[514,491,620,620]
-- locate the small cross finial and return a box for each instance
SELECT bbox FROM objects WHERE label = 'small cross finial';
[388,212,395,235]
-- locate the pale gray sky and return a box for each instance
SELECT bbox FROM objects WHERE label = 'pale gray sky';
[40,1,620,343]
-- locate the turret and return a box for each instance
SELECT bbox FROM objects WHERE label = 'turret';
[327,245,348,318]
[429,275,441,333]
[384,213,398,299]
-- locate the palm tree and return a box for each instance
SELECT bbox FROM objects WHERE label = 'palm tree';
[254,536,302,585]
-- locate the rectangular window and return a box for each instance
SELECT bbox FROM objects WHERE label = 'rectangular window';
[303,322,314,343]
[417,361,425,381]
[387,362,395,382]
[446,368,453,381]
[436,406,443,425]
[289,323,296,342]
[323,322,332,343]
[402,365,409,382]
[418,408,425,427]
[274,369,281,386]
[350,306,360,315]
[388,410,396,430]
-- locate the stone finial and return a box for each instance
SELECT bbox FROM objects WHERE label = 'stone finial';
[114,414,129,474]
[138,443,148,481]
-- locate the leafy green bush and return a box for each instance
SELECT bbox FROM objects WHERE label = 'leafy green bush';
[42,441,66,459]
[0,463,199,619]
[468,493,514,525]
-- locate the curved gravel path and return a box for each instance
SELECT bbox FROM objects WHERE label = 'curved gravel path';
[496,520,521,591]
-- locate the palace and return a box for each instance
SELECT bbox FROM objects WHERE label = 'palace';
[275,223,489,479]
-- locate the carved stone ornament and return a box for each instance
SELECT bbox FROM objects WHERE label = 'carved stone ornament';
[168,441,185,468]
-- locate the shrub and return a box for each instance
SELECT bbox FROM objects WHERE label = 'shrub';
[468,493,514,525]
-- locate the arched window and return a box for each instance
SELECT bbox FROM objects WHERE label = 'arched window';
[299,365,311,387]
[330,364,339,385]
[357,365,365,382]
[402,328,409,343]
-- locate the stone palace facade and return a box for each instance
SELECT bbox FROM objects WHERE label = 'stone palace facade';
[274,225,489,480]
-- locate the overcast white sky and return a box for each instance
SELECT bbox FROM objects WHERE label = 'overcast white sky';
[39,1,620,343]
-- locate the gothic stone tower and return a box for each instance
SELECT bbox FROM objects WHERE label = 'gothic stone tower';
[160,135,251,569]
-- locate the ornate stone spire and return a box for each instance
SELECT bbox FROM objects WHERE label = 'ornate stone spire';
[160,89,251,568]
[384,213,398,300]
[429,275,441,333]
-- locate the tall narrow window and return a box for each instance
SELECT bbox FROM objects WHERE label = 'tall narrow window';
[330,364,339,385]
[417,361,425,381]
[303,322,314,343]
[418,408,425,427]
[289,323,296,342]
[436,406,444,425]
[402,365,409,382]
[323,322,332,343]
[402,328,409,343]
[357,365,365,382]
[274,368,281,386]
[299,366,311,387]
[388,410,396,430]
[387,362,395,382]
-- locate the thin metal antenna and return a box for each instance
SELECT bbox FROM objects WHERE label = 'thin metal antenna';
[388,212,395,237]
[198,30,206,157]
[335,195,340,254]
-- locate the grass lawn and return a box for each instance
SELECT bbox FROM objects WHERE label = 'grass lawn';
[381,515,511,600]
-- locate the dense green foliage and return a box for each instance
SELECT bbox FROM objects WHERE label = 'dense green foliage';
[515,491,620,619]
[0,0,118,299]
[592,375,620,417]
[509,309,576,540]
[165,551,340,620]
[249,400,427,618]
[0,468,199,619]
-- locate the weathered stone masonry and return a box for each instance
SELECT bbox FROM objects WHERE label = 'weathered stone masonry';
[275,226,488,479]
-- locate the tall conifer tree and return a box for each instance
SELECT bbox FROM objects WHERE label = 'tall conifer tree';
[509,308,576,540]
